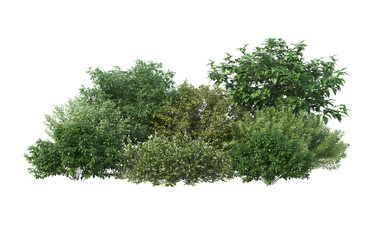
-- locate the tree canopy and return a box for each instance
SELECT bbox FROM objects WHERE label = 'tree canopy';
[208,38,348,123]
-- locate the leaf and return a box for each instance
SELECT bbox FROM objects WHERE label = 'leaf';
[323,116,328,125]
[271,78,277,85]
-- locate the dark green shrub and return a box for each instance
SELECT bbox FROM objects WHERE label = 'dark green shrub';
[231,129,315,185]
[229,107,349,185]
[25,139,65,179]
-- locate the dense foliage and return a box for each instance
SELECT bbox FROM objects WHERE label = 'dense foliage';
[152,82,242,147]
[25,39,349,185]
[229,107,349,185]
[80,60,176,143]
[117,135,233,186]
[25,139,64,179]
[230,129,314,185]
[208,38,348,123]
[26,60,176,180]
[26,98,130,180]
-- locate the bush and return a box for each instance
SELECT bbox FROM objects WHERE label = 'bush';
[231,129,315,185]
[117,135,233,186]
[81,60,176,143]
[26,98,130,180]
[229,107,349,185]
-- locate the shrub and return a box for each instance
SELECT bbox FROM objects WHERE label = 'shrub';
[229,107,349,185]
[117,135,233,186]
[230,129,315,185]
[26,98,130,180]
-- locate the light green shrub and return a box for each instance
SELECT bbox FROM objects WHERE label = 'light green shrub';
[117,135,234,186]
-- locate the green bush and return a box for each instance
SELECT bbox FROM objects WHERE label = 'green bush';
[229,107,349,185]
[26,98,130,180]
[231,129,315,185]
[117,135,233,186]
[81,60,176,143]
[25,139,65,179]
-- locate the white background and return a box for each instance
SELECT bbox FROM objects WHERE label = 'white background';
[1,0,373,239]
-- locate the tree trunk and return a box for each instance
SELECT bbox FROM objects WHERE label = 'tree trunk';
[68,169,83,181]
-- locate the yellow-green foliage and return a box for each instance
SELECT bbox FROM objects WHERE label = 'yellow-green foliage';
[117,135,234,186]
[152,82,243,147]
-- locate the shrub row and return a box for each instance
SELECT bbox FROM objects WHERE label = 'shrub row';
[25,39,349,185]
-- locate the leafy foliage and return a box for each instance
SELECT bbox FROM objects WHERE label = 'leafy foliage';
[152,82,243,147]
[26,98,130,180]
[231,129,315,185]
[25,139,65,179]
[117,135,233,186]
[208,38,348,123]
[229,107,349,185]
[25,53,349,185]
[80,60,176,143]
